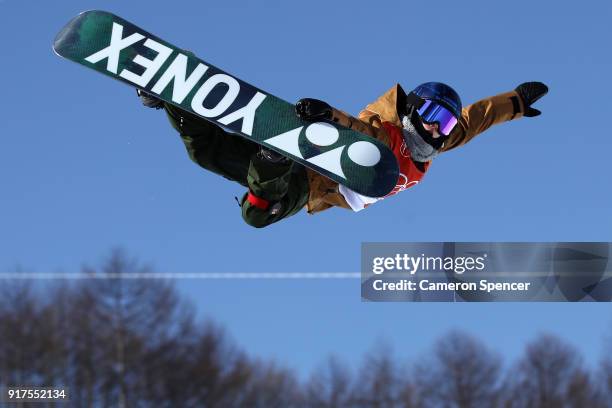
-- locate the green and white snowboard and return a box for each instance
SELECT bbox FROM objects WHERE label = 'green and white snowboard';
[53,10,399,197]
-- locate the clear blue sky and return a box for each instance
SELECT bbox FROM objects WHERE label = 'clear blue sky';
[1,0,611,376]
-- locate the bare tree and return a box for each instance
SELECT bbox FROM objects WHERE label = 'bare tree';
[237,360,303,408]
[350,344,411,408]
[304,356,353,408]
[599,330,612,407]
[4,250,612,407]
[503,334,604,408]
[602,359,612,404]
[0,282,44,387]
[69,249,168,407]
[0,250,258,407]
[414,330,503,408]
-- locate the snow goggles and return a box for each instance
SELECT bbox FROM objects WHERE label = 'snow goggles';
[407,93,459,136]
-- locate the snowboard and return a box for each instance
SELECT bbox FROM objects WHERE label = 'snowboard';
[53,10,399,197]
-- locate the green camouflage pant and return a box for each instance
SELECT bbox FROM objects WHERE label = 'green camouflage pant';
[163,103,309,228]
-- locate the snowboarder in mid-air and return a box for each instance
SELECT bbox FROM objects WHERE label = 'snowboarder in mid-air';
[52,11,548,228]
[139,81,547,228]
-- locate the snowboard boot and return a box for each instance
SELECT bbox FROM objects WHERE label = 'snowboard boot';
[137,89,164,109]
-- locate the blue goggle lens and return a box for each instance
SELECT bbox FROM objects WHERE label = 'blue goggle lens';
[417,99,458,136]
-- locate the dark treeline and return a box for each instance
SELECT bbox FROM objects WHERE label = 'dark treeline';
[1,250,611,408]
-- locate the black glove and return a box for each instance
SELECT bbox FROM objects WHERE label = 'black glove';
[295,98,332,121]
[515,82,548,117]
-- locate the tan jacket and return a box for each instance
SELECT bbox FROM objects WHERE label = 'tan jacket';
[305,84,525,214]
